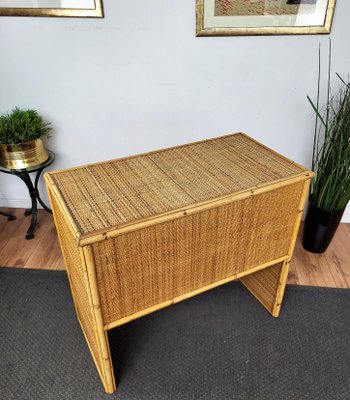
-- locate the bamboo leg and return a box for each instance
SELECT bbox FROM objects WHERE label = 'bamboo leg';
[272,260,290,317]
[82,246,116,394]
[287,179,312,257]
[240,260,290,317]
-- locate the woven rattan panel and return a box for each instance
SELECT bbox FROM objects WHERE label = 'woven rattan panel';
[50,133,306,237]
[50,195,103,377]
[92,182,304,326]
[240,262,283,314]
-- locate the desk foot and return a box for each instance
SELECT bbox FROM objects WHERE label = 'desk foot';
[240,259,290,317]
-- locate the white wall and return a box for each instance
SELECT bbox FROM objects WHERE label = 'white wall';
[0,0,349,221]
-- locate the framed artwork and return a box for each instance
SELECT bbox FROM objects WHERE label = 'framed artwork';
[196,0,336,36]
[0,0,103,18]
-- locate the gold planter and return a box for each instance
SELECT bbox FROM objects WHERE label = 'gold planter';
[0,138,49,169]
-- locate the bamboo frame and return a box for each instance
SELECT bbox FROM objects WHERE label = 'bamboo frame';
[47,183,116,393]
[45,132,314,246]
[240,259,291,317]
[196,0,337,36]
[45,174,80,241]
[239,178,311,317]
[44,132,307,177]
[45,133,313,393]
[78,172,311,246]
[272,260,291,317]
[77,246,110,391]
[104,255,290,331]
[45,169,313,247]
[82,246,116,393]
[288,178,312,257]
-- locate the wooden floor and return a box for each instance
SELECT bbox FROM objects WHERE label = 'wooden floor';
[1,208,350,288]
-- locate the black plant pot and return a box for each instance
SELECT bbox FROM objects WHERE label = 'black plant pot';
[302,204,345,253]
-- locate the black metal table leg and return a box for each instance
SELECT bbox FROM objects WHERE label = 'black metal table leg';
[35,169,52,213]
[16,171,38,240]
[0,210,17,221]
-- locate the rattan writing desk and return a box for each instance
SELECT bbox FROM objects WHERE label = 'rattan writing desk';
[45,133,313,393]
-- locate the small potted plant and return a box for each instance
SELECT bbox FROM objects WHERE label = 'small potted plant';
[302,47,350,253]
[0,107,52,169]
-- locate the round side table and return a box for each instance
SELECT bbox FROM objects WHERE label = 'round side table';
[0,151,55,239]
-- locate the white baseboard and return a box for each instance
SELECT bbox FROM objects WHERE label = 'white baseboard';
[0,198,47,210]
[342,212,350,223]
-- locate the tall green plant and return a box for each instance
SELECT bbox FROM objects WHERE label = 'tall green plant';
[308,43,350,212]
[0,107,51,145]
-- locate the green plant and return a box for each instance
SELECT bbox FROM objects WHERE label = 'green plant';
[0,107,51,145]
[308,44,350,212]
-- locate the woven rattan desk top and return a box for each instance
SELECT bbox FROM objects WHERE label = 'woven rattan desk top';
[47,133,311,242]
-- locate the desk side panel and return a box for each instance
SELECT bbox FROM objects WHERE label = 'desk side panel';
[92,180,305,327]
[46,184,106,387]
[240,260,289,316]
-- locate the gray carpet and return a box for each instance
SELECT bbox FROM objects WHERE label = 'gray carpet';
[0,268,350,400]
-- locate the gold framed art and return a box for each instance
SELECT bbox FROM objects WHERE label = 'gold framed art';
[0,0,103,18]
[196,0,336,36]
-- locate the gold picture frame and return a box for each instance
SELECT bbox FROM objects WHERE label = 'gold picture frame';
[196,0,336,36]
[0,0,103,18]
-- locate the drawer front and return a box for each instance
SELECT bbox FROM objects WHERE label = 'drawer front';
[92,181,305,326]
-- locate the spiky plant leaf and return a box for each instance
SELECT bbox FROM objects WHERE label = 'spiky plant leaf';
[0,108,51,145]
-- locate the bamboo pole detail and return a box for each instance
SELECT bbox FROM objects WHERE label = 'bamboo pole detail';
[82,246,116,394]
